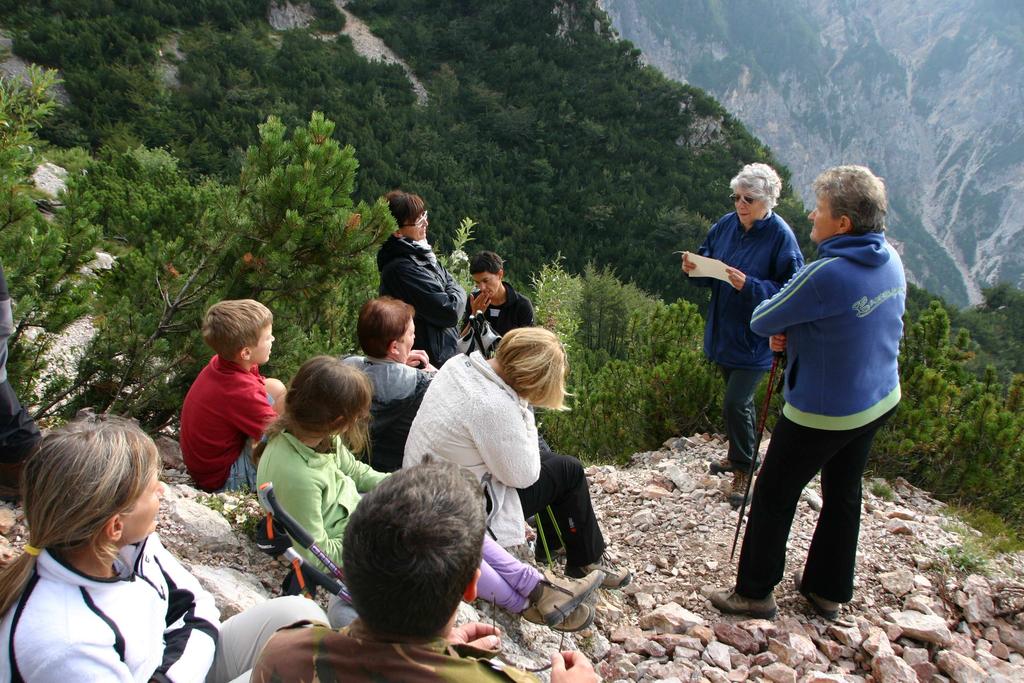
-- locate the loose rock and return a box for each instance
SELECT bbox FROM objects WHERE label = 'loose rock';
[189,564,268,618]
[889,610,952,646]
[639,602,704,634]
[934,649,988,682]
[713,622,758,654]
[871,654,917,683]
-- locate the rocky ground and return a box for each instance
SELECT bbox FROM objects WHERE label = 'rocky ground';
[582,435,1024,682]
[2,432,1022,682]
[0,31,70,103]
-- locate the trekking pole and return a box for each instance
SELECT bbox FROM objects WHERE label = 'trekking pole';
[730,352,784,561]
[257,482,352,602]
[282,547,350,600]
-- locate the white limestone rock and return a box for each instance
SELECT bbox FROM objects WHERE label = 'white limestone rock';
[638,602,704,634]
[167,496,242,551]
[189,564,268,618]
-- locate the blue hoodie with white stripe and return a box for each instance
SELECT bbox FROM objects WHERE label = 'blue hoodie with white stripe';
[750,232,906,430]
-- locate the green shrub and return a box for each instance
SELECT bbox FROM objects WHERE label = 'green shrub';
[953,506,1024,555]
[310,0,346,32]
[873,302,1024,529]
[869,479,895,501]
[536,261,721,463]
[197,490,265,540]
[942,543,989,574]
[0,68,100,413]
[532,258,583,352]
[33,112,391,428]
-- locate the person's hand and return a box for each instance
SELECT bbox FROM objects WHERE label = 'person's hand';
[448,622,501,651]
[550,651,598,683]
[681,252,696,273]
[770,333,787,353]
[725,266,746,291]
[405,349,435,371]
[469,291,492,315]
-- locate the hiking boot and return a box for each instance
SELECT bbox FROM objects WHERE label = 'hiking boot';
[709,457,736,475]
[566,554,632,589]
[727,469,751,508]
[794,570,841,621]
[710,588,777,619]
[524,569,604,627]
[522,601,594,632]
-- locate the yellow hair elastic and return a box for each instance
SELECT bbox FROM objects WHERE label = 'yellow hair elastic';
[23,544,41,556]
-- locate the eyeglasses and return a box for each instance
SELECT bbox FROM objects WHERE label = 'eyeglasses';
[730,194,759,205]
[404,211,428,230]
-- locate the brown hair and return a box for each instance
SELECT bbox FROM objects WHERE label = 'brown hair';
[201,299,273,359]
[495,327,568,410]
[0,415,160,615]
[357,297,415,358]
[385,190,426,229]
[257,356,373,461]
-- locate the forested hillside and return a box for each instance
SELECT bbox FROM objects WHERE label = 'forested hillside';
[0,0,810,304]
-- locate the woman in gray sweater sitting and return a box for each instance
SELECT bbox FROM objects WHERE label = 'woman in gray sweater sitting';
[344,296,435,473]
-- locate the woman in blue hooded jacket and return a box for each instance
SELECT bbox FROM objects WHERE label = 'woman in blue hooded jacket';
[711,165,906,622]
[683,164,803,505]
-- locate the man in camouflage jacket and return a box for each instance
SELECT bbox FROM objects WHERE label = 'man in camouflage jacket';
[251,463,596,683]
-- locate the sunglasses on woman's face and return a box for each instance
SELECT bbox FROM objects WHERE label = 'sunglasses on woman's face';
[415,210,429,227]
[730,194,758,205]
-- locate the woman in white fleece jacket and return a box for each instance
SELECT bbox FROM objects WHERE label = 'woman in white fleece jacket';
[405,327,630,588]
[0,414,324,683]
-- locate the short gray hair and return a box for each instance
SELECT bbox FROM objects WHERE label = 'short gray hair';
[812,165,887,234]
[730,163,782,209]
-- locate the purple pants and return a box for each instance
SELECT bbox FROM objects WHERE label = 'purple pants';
[477,535,542,612]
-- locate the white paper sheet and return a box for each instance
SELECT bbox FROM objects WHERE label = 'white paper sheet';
[682,251,731,283]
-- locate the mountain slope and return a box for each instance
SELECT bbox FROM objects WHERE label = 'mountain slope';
[0,0,807,304]
[600,0,1024,306]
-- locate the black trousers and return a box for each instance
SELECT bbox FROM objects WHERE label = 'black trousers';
[0,380,40,464]
[736,407,895,603]
[517,438,605,567]
[720,366,767,468]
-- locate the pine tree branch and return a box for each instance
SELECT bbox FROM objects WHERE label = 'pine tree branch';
[104,252,211,414]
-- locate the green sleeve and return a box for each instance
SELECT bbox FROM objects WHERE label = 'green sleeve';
[334,438,389,493]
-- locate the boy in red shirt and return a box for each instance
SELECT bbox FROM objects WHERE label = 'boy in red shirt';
[180,300,285,491]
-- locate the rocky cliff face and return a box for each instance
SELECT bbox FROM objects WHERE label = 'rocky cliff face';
[599,0,1024,306]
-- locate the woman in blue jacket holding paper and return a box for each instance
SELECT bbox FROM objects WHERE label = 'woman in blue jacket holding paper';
[711,165,906,622]
[683,163,803,505]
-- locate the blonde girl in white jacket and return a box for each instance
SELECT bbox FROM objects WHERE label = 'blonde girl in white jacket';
[405,327,630,589]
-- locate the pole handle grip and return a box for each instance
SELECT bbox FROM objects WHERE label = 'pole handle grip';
[258,483,315,548]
